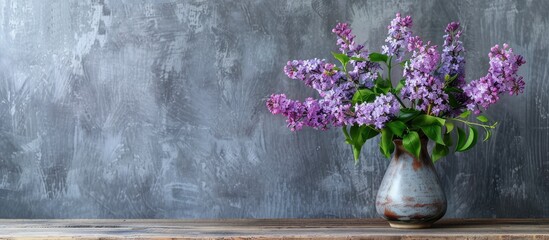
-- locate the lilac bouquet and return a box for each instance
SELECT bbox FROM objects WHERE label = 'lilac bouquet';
[267,14,526,163]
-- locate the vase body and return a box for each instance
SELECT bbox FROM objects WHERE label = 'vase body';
[375,138,447,229]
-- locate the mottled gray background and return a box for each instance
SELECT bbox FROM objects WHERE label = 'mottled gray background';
[0,0,546,218]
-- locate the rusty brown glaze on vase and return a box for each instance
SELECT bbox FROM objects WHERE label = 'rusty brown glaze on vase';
[375,138,447,229]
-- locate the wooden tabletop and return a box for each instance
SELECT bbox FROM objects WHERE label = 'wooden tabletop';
[0,218,547,239]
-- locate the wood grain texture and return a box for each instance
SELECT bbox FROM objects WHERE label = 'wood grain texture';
[0,219,547,239]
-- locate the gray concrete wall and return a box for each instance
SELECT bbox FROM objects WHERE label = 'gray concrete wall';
[0,0,546,218]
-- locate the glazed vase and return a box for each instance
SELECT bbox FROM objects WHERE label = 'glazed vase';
[375,138,447,229]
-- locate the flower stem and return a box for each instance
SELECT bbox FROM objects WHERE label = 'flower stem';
[391,91,406,108]
[386,56,407,108]
[450,118,497,128]
[387,56,392,84]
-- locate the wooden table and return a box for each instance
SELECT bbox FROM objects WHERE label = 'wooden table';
[0,219,547,239]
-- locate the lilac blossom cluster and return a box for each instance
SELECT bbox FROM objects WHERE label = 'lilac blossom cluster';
[267,13,527,163]
[439,22,467,116]
[463,44,526,113]
[266,93,339,131]
[268,13,526,134]
[268,22,391,131]
[266,82,357,131]
[332,23,360,54]
[382,13,413,61]
[283,59,341,92]
[349,60,381,88]
[266,94,306,131]
[440,22,466,88]
[401,37,450,116]
[333,22,382,87]
[355,94,401,129]
[319,82,356,126]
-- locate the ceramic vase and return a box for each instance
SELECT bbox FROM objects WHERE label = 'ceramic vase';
[375,138,447,229]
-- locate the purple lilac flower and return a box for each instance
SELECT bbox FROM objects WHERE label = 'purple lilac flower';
[349,60,381,88]
[440,22,465,87]
[283,59,342,93]
[463,44,526,113]
[438,22,468,116]
[332,23,382,87]
[382,13,413,61]
[320,82,356,126]
[280,57,358,128]
[406,38,440,73]
[332,22,367,58]
[266,94,306,131]
[332,22,359,53]
[266,82,357,130]
[355,93,400,129]
[302,98,333,130]
[402,38,450,116]
[347,55,381,88]
[266,94,335,131]
[276,58,359,130]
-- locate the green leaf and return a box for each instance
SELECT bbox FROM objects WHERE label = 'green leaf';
[411,114,446,127]
[463,126,478,151]
[351,125,380,144]
[443,132,453,146]
[398,109,421,123]
[350,57,365,62]
[445,74,458,84]
[349,125,380,163]
[374,77,391,94]
[483,128,492,142]
[380,128,394,158]
[350,125,363,146]
[420,125,445,145]
[395,78,406,92]
[403,131,421,158]
[352,145,361,164]
[369,52,389,63]
[352,88,377,104]
[456,126,467,151]
[386,121,407,137]
[445,121,454,133]
[332,52,350,68]
[361,126,379,140]
[477,115,489,123]
[342,126,352,145]
[432,143,449,162]
[350,125,364,163]
[445,87,463,93]
[456,126,478,152]
[447,94,460,108]
[459,110,471,119]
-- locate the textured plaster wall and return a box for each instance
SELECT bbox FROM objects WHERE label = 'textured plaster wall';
[0,0,546,218]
